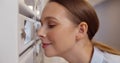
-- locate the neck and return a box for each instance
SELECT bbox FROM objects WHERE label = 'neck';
[60,40,93,63]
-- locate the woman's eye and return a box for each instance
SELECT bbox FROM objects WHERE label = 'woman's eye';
[48,24,56,28]
[47,21,57,28]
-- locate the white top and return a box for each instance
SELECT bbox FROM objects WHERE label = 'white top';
[91,47,120,63]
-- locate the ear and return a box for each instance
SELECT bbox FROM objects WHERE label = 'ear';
[76,22,88,41]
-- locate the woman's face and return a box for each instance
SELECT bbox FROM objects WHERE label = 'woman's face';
[38,2,78,57]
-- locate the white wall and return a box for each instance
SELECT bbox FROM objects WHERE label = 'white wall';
[0,0,18,63]
[88,0,106,6]
[94,0,120,50]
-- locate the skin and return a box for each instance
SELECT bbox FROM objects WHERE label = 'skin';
[38,2,93,63]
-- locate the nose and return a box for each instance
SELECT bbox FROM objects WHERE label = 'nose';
[37,27,46,38]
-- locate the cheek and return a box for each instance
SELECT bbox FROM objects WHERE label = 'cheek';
[47,27,76,54]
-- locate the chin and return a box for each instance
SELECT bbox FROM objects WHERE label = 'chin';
[44,52,58,57]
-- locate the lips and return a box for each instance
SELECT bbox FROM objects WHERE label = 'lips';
[42,42,52,48]
[40,38,52,48]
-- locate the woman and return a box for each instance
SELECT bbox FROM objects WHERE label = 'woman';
[37,0,120,63]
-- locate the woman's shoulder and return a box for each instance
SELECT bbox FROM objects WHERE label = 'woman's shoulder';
[91,46,120,63]
[103,52,120,63]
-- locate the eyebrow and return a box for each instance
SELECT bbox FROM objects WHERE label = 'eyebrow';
[40,16,59,23]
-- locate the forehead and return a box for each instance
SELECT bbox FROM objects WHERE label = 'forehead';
[41,2,69,20]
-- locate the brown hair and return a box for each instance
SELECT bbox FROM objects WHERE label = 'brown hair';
[49,0,99,40]
[49,0,120,55]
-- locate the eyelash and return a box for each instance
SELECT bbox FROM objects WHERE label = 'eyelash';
[48,24,56,28]
[40,20,57,28]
